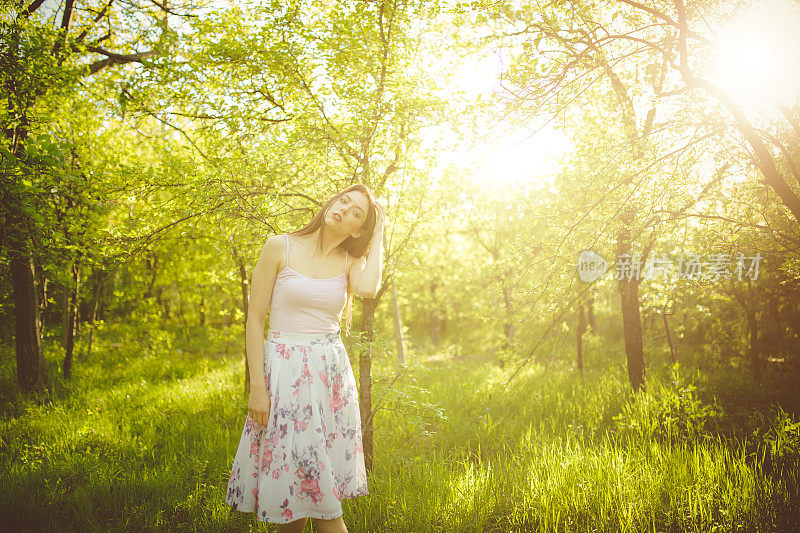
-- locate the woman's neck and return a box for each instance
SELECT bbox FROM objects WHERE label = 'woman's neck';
[309,228,346,257]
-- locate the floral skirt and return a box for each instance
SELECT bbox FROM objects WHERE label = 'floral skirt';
[225,329,368,523]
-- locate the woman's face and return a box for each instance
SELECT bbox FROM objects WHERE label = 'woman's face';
[325,190,371,238]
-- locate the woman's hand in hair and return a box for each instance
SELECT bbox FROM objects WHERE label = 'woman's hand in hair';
[372,201,386,237]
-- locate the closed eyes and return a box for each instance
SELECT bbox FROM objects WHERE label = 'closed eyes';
[341,195,363,217]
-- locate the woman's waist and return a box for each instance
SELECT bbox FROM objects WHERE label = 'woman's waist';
[267,328,342,346]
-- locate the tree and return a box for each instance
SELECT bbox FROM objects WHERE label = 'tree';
[268,0,444,470]
[0,0,207,391]
[463,0,800,388]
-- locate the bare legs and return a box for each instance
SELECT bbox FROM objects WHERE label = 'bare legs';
[275,516,348,533]
[276,518,307,533]
[313,517,348,533]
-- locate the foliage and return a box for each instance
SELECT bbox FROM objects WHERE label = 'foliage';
[1,322,799,531]
[749,405,800,471]
[612,363,723,443]
[1,0,800,528]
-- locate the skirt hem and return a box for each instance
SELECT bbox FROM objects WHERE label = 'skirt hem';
[226,489,369,524]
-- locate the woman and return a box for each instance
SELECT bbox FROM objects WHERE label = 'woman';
[226,183,384,533]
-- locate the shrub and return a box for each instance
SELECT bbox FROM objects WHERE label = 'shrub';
[748,405,800,473]
[612,363,723,443]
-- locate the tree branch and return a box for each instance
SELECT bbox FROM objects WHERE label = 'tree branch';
[616,0,710,43]
[290,62,359,166]
[84,47,157,75]
[653,210,800,248]
[51,0,75,58]
[147,0,197,17]
[674,0,800,223]
[21,0,46,17]
[692,77,800,223]
[777,103,800,141]
[76,0,115,43]
[758,128,800,189]
[137,104,210,161]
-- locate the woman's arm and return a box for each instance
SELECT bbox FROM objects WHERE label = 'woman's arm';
[245,234,283,426]
[349,204,386,298]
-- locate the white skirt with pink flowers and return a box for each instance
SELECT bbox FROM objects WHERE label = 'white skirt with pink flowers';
[225,329,368,523]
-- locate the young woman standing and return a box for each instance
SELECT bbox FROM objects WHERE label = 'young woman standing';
[226,184,384,532]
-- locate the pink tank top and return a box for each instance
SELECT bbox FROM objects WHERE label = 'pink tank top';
[268,235,348,334]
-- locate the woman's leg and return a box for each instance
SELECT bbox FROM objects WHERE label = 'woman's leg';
[276,518,308,532]
[311,516,348,533]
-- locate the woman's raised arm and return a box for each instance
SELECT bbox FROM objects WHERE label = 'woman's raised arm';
[348,203,386,298]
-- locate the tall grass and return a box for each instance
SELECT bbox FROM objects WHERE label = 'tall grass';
[0,322,798,531]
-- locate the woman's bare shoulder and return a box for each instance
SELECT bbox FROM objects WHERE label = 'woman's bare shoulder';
[259,234,287,259]
[264,233,285,246]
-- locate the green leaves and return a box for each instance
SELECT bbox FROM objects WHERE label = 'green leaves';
[0,144,18,166]
[612,364,724,443]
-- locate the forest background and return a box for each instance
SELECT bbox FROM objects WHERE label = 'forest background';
[2,0,800,530]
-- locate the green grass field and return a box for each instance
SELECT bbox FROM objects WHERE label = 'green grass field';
[1,322,799,532]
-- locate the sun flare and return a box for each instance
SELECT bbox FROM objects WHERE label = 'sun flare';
[710,0,800,115]
[430,124,571,190]
[467,126,570,188]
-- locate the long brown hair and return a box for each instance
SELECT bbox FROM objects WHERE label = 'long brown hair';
[289,183,379,335]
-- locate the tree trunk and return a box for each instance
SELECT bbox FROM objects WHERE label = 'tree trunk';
[99,272,110,322]
[391,283,405,368]
[681,308,687,346]
[620,279,646,391]
[501,284,515,351]
[144,251,158,299]
[158,285,169,323]
[746,282,762,381]
[232,246,250,394]
[176,289,192,350]
[747,313,761,380]
[2,42,50,394]
[576,301,585,374]
[8,227,50,394]
[765,294,783,356]
[62,260,81,379]
[617,225,646,392]
[198,293,206,327]
[85,270,106,360]
[662,301,677,364]
[430,279,440,347]
[61,281,71,347]
[38,273,49,336]
[694,78,800,224]
[359,297,378,473]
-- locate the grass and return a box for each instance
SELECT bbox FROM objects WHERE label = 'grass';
[0,320,798,531]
